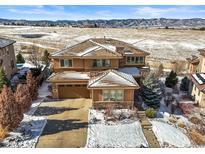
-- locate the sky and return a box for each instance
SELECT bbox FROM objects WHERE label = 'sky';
[0,5,205,20]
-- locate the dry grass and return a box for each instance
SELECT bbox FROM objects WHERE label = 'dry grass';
[1,26,205,73]
[188,129,205,145]
[177,122,186,128]
[169,117,177,124]
[0,127,9,140]
[189,116,201,124]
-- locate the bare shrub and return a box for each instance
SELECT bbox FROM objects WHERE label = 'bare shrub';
[169,117,177,124]
[105,104,113,118]
[194,118,205,135]
[26,71,38,100]
[15,84,32,113]
[188,129,205,145]
[189,116,201,124]
[0,126,8,140]
[0,86,23,130]
[177,122,186,128]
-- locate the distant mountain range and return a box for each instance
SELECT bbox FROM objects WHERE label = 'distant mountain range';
[1,18,205,29]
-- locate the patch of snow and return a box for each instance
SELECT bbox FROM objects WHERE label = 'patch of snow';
[101,44,116,52]
[86,109,148,148]
[2,115,46,148]
[1,82,49,148]
[86,121,148,148]
[89,109,105,124]
[76,46,100,56]
[151,120,191,148]
[38,82,51,98]
[74,35,92,41]
[60,71,90,80]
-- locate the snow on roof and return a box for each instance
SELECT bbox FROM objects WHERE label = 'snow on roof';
[0,37,15,48]
[51,39,120,57]
[76,46,101,56]
[48,71,90,81]
[89,39,116,52]
[17,62,46,71]
[88,69,139,88]
[192,73,205,85]
[118,67,140,77]
[101,44,116,52]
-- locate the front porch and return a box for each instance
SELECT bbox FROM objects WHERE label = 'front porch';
[92,101,134,109]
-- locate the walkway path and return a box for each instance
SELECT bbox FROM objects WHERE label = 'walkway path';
[138,111,160,148]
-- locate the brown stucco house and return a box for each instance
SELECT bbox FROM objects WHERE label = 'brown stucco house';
[48,38,150,108]
[186,48,205,107]
[0,37,17,79]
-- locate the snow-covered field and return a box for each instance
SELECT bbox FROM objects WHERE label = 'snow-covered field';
[1,82,50,148]
[86,109,148,148]
[1,26,205,61]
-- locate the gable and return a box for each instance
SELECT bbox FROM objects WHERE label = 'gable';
[88,70,139,88]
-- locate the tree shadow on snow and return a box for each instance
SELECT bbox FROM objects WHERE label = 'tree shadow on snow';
[34,106,79,116]
[41,119,88,136]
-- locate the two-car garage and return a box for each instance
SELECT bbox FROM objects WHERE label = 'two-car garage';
[58,84,90,99]
[47,71,91,99]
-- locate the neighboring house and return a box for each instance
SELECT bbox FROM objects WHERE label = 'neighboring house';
[0,37,17,79]
[186,48,205,107]
[186,55,199,74]
[48,38,150,108]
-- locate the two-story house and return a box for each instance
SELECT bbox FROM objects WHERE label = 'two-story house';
[48,38,150,108]
[186,48,205,107]
[0,37,17,79]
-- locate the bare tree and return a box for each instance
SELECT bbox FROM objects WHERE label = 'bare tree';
[156,63,164,78]
[28,45,42,69]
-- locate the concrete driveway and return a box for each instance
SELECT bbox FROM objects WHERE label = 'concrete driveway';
[36,98,92,148]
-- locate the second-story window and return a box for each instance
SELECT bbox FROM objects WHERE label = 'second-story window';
[127,56,144,64]
[60,59,72,67]
[93,59,111,67]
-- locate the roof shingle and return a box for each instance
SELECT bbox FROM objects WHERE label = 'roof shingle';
[0,37,15,48]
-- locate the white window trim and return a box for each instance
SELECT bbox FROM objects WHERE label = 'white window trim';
[93,59,111,68]
[102,89,124,102]
[126,56,145,65]
[59,59,73,68]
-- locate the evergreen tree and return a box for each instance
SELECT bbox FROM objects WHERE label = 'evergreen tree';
[140,75,163,109]
[42,50,50,66]
[180,76,189,92]
[0,85,23,130]
[0,67,10,91]
[165,70,178,88]
[16,53,25,64]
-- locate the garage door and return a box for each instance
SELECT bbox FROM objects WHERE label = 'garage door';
[58,84,90,99]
